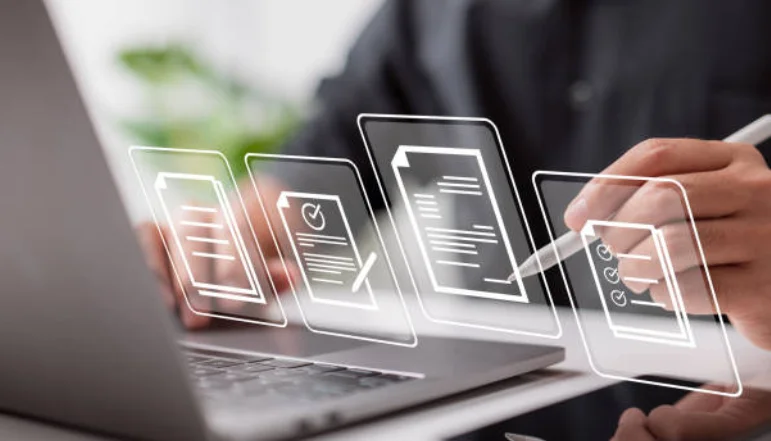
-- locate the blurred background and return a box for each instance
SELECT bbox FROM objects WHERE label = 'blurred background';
[47,0,383,220]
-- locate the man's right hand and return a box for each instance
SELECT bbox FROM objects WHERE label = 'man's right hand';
[136,179,294,329]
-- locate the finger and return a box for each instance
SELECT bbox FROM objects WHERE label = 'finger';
[709,259,771,349]
[578,144,764,239]
[598,158,765,254]
[618,408,649,427]
[611,408,655,441]
[617,219,760,293]
[615,229,675,294]
[603,139,736,177]
[598,181,686,255]
[565,139,735,231]
[648,264,743,315]
[171,208,213,329]
[600,173,750,255]
[136,222,175,309]
[674,386,727,412]
[666,165,755,218]
[648,405,742,441]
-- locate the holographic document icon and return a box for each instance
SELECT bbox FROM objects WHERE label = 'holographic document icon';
[392,145,528,302]
[277,191,378,310]
[155,172,265,304]
[581,220,695,347]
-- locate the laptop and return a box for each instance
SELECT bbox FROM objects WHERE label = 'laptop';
[0,1,564,440]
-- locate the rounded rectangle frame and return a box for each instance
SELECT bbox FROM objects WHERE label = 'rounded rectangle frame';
[245,153,418,348]
[532,170,742,397]
[358,113,562,339]
[128,146,288,327]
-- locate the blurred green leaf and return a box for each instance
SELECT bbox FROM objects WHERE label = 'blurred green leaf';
[119,45,206,84]
[117,44,300,182]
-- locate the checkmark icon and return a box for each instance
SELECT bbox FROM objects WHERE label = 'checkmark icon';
[603,266,620,284]
[610,289,627,307]
[301,202,326,231]
[596,243,613,261]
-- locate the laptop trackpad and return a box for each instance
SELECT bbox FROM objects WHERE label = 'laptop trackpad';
[180,324,367,358]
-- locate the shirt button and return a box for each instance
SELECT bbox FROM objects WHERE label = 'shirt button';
[568,80,594,110]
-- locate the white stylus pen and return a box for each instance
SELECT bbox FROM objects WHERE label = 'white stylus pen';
[508,114,771,282]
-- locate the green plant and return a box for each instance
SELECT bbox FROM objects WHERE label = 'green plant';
[118,44,299,181]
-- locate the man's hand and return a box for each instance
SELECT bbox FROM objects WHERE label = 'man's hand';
[136,178,293,329]
[611,408,657,441]
[564,138,771,349]
[645,385,771,440]
[611,386,771,440]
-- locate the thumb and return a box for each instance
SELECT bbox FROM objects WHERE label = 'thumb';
[647,405,741,441]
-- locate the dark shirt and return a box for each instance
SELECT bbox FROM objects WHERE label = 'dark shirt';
[279,0,771,302]
[285,0,771,175]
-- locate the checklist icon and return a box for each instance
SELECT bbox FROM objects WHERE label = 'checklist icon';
[580,220,696,348]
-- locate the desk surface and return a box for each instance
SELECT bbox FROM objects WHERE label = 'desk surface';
[3,307,769,441]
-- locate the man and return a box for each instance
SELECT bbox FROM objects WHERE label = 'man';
[139,1,771,438]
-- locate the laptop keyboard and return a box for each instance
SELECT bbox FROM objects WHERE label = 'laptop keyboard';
[184,349,417,404]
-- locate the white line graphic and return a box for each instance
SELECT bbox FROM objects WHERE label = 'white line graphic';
[181,205,218,213]
[630,299,666,308]
[191,251,235,261]
[312,278,344,285]
[352,252,378,293]
[617,253,652,261]
[623,276,659,285]
[180,220,223,229]
[186,236,230,245]
[433,247,478,255]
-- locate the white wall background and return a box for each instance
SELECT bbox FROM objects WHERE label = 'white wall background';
[46,0,384,218]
